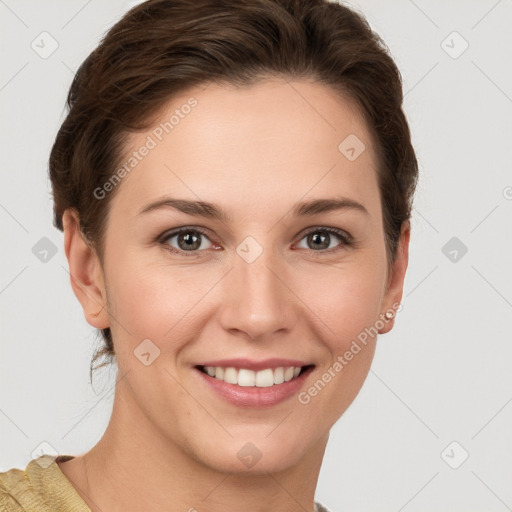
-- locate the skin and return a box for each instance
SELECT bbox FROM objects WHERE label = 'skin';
[57,78,410,512]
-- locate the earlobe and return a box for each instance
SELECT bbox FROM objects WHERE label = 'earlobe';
[62,209,110,330]
[378,221,410,335]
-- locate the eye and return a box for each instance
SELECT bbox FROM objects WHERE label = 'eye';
[160,227,218,256]
[158,225,353,257]
[295,227,352,253]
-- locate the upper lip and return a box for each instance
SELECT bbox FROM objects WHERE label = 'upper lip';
[194,358,313,372]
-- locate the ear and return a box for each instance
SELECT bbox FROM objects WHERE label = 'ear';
[378,221,410,334]
[62,209,110,330]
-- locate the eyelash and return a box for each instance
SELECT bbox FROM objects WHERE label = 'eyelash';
[158,226,354,258]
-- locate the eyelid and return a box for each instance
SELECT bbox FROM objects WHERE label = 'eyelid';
[297,226,353,243]
[158,226,218,255]
[158,225,213,242]
[292,226,353,255]
[158,225,354,256]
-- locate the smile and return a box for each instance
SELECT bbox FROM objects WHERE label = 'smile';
[197,365,313,387]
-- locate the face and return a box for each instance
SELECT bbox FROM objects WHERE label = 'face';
[67,78,409,474]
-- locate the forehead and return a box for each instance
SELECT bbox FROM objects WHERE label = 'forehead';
[109,78,380,219]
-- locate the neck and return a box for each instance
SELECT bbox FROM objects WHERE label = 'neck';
[70,381,328,512]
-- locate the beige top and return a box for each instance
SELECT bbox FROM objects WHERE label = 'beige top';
[0,455,332,511]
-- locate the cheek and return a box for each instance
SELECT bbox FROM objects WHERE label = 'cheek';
[105,256,222,352]
[293,265,384,427]
[294,258,385,349]
[105,235,387,360]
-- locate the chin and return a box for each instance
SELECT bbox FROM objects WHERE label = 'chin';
[192,428,316,475]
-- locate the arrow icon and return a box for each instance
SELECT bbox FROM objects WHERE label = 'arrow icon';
[31,31,59,60]
[338,134,365,161]
[236,236,263,263]
[441,440,469,469]
[440,31,469,59]
[32,237,58,263]
[237,441,262,468]
[134,339,161,365]
[441,236,468,263]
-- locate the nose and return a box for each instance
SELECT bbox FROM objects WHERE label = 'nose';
[218,242,298,341]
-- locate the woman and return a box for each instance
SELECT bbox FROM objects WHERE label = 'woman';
[0,0,417,510]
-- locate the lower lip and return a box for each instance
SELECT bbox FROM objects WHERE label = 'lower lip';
[194,367,314,408]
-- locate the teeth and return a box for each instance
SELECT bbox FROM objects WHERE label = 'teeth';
[255,368,274,387]
[273,367,284,384]
[202,365,305,387]
[215,366,224,380]
[223,367,237,384]
[238,369,255,387]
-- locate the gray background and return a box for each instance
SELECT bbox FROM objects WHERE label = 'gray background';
[1,1,511,511]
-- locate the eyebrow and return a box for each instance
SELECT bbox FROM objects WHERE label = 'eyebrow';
[138,196,369,220]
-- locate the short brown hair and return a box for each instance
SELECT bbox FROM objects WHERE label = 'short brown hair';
[49,0,418,381]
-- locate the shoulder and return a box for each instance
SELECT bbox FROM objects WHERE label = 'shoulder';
[0,454,89,512]
[0,465,27,511]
